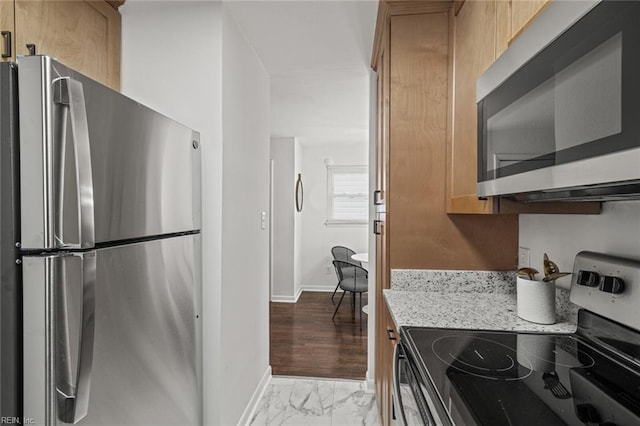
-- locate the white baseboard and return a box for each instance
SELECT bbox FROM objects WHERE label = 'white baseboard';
[364,369,375,393]
[270,287,302,303]
[270,295,297,303]
[271,285,341,303]
[300,285,336,292]
[239,365,272,426]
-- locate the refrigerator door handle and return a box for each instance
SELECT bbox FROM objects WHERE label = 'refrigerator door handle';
[56,251,97,423]
[53,77,95,249]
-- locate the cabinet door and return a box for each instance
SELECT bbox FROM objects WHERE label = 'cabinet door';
[374,28,389,214]
[0,0,14,61]
[511,0,550,41]
[15,1,121,90]
[447,1,497,214]
[496,0,511,58]
[374,21,392,425]
[382,302,397,426]
[374,213,391,424]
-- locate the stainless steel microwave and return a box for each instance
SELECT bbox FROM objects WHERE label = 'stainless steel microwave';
[477,0,640,202]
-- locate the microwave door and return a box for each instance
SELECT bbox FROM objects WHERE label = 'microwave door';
[476,0,640,200]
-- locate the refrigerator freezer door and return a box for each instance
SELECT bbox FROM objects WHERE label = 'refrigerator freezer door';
[18,55,201,250]
[23,234,202,425]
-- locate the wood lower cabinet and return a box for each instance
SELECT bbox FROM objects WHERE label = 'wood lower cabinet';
[374,212,391,424]
[0,1,121,90]
[376,299,397,426]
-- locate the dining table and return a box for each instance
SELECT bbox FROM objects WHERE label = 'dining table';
[351,252,368,265]
[351,252,369,314]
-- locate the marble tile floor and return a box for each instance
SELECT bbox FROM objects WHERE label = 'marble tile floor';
[250,376,380,426]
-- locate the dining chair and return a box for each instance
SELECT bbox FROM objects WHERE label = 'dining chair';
[330,246,362,303]
[332,260,368,323]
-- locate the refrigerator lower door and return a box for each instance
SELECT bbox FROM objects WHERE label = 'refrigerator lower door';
[18,55,201,250]
[23,234,202,425]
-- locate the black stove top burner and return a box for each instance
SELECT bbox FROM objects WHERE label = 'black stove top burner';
[432,335,533,381]
[402,312,640,426]
[516,334,596,369]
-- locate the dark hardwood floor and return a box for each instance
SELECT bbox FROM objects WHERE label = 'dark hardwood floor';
[270,291,368,380]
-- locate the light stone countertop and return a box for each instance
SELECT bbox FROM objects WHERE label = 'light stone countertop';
[385,269,579,334]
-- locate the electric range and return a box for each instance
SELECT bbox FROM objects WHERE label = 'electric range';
[394,251,640,426]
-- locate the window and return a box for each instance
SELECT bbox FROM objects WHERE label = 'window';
[326,166,369,226]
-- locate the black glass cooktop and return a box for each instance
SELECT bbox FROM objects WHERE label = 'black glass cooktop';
[403,321,640,426]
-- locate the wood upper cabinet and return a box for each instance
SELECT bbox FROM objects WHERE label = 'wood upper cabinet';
[446,0,600,215]
[0,0,15,61]
[3,1,121,90]
[495,0,511,58]
[447,0,496,214]
[510,0,550,41]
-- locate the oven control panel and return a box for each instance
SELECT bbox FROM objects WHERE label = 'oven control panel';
[570,251,640,331]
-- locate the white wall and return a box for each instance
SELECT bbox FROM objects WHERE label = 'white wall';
[294,139,303,297]
[300,142,369,289]
[270,137,301,301]
[520,201,640,290]
[220,7,271,425]
[122,2,270,425]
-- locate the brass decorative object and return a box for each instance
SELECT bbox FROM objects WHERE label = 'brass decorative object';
[517,267,539,281]
[542,253,571,282]
[516,254,571,282]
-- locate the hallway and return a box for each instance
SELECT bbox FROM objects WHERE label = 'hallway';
[270,291,369,379]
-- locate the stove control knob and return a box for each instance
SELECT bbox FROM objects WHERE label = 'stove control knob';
[577,270,600,287]
[598,275,625,294]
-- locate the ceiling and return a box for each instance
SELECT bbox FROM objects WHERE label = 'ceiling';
[225,0,378,145]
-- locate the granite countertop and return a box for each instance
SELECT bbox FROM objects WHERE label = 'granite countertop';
[385,269,579,334]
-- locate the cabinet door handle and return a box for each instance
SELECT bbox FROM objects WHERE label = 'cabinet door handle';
[373,190,383,205]
[386,328,397,341]
[1,31,11,58]
[26,43,36,56]
[373,219,383,235]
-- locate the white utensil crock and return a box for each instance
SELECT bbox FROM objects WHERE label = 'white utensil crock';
[516,276,556,324]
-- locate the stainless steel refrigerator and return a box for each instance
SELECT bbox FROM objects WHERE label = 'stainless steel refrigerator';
[0,56,202,425]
